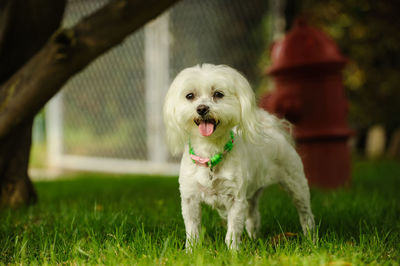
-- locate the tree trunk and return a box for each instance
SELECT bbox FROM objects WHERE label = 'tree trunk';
[0,120,37,207]
[0,0,66,207]
[0,0,180,207]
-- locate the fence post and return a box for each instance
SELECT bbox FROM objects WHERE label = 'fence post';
[145,12,170,163]
[45,91,64,169]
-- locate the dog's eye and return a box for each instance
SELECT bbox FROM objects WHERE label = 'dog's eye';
[186,93,195,100]
[213,91,224,99]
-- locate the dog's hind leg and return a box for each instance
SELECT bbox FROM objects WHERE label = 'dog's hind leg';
[245,188,263,239]
[280,169,315,236]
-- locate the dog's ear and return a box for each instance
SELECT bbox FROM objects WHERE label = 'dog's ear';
[232,68,263,143]
[163,79,186,156]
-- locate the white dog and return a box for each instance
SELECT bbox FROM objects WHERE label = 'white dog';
[163,64,314,249]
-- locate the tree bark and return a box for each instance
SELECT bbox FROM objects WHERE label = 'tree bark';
[0,121,37,207]
[0,0,67,208]
[0,0,180,207]
[0,0,180,139]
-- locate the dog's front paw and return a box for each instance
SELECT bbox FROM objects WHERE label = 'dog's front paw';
[225,230,240,250]
[245,215,260,240]
[185,243,193,253]
[185,236,199,253]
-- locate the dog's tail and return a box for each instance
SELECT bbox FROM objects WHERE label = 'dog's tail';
[256,109,295,147]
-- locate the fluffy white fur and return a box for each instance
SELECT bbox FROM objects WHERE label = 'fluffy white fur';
[163,64,315,250]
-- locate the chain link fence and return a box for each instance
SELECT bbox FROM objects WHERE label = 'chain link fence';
[38,0,272,174]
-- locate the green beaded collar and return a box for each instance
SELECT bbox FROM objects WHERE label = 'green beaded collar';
[188,130,235,169]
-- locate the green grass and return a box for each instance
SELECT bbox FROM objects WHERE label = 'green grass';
[1,160,400,265]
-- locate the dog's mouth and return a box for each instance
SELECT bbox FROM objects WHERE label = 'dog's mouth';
[194,118,219,137]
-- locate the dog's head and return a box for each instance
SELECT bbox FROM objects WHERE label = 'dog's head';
[163,64,260,155]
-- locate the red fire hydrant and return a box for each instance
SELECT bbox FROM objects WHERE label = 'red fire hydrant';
[260,18,353,188]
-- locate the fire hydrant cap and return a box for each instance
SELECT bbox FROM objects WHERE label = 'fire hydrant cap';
[267,18,347,75]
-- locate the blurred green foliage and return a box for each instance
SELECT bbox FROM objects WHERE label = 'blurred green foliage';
[301,0,400,132]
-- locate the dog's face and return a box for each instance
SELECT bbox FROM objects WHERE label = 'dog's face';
[170,68,242,139]
[164,64,259,155]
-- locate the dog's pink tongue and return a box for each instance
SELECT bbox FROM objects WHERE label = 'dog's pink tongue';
[199,121,214,136]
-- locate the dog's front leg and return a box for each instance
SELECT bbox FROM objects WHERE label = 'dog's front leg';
[225,198,248,250]
[181,196,201,251]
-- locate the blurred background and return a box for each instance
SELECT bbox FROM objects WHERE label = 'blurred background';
[30,0,400,178]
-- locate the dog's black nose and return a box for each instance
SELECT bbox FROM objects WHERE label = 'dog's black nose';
[196,104,209,116]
